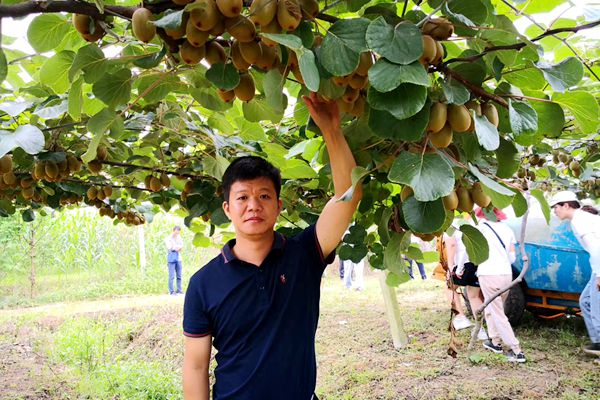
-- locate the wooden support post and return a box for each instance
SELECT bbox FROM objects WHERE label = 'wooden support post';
[138,224,146,274]
[378,271,409,349]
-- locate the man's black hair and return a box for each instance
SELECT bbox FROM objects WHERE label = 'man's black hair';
[173,225,181,231]
[221,156,281,202]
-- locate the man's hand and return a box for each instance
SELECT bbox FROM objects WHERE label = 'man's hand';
[302,93,341,136]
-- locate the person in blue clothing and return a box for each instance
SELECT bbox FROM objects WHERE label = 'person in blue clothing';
[165,225,184,295]
[181,93,362,400]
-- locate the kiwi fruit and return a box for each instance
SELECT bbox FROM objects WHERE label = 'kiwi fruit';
[400,186,414,202]
[88,160,103,173]
[342,87,360,103]
[277,0,302,31]
[430,123,453,148]
[231,40,251,70]
[332,75,350,87]
[348,74,368,90]
[481,103,499,127]
[3,171,17,186]
[259,18,282,46]
[149,176,162,192]
[427,102,447,133]
[456,186,474,213]
[442,190,458,211]
[160,174,171,187]
[422,18,454,41]
[569,160,581,171]
[336,98,354,113]
[132,8,156,43]
[87,186,98,200]
[470,182,491,208]
[447,104,471,133]
[349,96,365,117]
[250,0,278,27]
[432,40,444,64]
[186,20,210,47]
[298,0,319,20]
[22,186,35,200]
[58,158,68,172]
[256,42,278,70]
[420,35,437,65]
[234,73,256,102]
[0,155,12,174]
[208,17,226,36]
[189,0,221,31]
[103,186,113,197]
[180,41,205,64]
[20,177,33,189]
[67,155,82,173]
[465,101,481,132]
[45,162,59,180]
[73,14,93,35]
[217,0,243,18]
[165,13,189,39]
[558,153,569,163]
[205,41,227,65]
[33,162,45,181]
[291,65,304,84]
[95,146,107,161]
[239,40,263,65]
[184,180,195,193]
[225,15,257,42]
[82,25,105,42]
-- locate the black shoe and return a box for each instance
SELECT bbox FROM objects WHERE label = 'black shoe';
[483,340,503,354]
[506,350,526,363]
[583,343,600,356]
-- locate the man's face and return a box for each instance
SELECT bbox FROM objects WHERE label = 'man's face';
[173,229,181,237]
[222,177,282,238]
[552,203,569,220]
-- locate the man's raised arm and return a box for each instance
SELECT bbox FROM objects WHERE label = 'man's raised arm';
[303,93,362,259]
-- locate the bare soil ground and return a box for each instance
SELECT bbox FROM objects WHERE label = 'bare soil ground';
[1,268,598,400]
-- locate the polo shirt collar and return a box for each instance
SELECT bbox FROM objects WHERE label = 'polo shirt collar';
[221,231,286,264]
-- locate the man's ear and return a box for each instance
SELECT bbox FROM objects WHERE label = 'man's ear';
[222,201,231,219]
[277,199,283,212]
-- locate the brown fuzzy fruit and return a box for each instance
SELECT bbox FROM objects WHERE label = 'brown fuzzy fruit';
[96,146,108,161]
[348,74,368,90]
[400,186,414,202]
[250,0,278,27]
[336,98,354,113]
[456,186,474,213]
[427,102,447,133]
[422,18,454,41]
[355,52,374,76]
[260,18,282,47]
[349,96,365,117]
[180,41,206,64]
[73,14,93,35]
[217,0,243,18]
[22,186,35,200]
[225,15,257,42]
[420,35,437,65]
[132,8,156,43]
[20,177,33,189]
[45,162,59,180]
[0,155,12,174]
[165,13,189,39]
[3,171,17,186]
[277,0,302,31]
[208,17,226,36]
[88,160,103,173]
[234,73,256,102]
[239,40,263,65]
[186,20,210,47]
[256,42,279,70]
[231,40,251,70]
[470,182,491,208]
[160,173,171,187]
[82,25,105,42]
[298,0,319,20]
[442,190,458,211]
[332,75,351,87]
[33,162,45,181]
[103,186,113,198]
[342,87,360,104]
[430,123,453,148]
[447,104,471,133]
[189,0,221,31]
[217,89,236,103]
[432,40,444,64]
[482,103,499,127]
[67,155,82,173]
[149,176,162,192]
[204,41,227,65]
[87,186,98,200]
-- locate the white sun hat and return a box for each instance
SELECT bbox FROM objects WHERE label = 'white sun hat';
[549,190,579,207]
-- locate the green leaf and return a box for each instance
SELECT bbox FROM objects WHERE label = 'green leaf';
[344,224,368,245]
[281,159,317,179]
[504,67,546,90]
[468,163,514,196]
[553,91,600,135]
[152,9,184,29]
[388,152,454,201]
[39,51,76,94]
[385,271,410,287]
[137,73,183,104]
[339,243,368,263]
[243,97,283,123]
[339,166,369,202]
[92,69,133,108]
[531,101,564,138]
[509,99,538,138]
[441,78,470,105]
[260,33,303,50]
[535,57,584,93]
[69,44,108,84]
[445,0,488,28]
[68,77,83,120]
[0,101,33,117]
[27,14,71,53]
[193,232,211,247]
[459,225,489,265]
[263,69,286,112]
[481,185,513,209]
[82,108,119,163]
[320,18,370,76]
[22,209,36,222]
[368,59,429,92]
[472,111,499,151]
[133,46,168,69]
[205,63,240,91]
[495,138,519,179]
[298,50,320,92]
[0,49,7,84]
[0,125,45,158]
[402,197,446,234]
[384,233,407,275]
[191,88,232,111]
[368,104,429,142]
[367,83,427,120]
[366,18,422,65]
[511,190,528,218]
[531,189,550,224]
[203,155,229,180]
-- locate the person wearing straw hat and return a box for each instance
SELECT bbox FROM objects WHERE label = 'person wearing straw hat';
[550,191,600,359]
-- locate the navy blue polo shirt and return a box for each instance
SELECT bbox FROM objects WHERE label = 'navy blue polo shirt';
[183,224,334,400]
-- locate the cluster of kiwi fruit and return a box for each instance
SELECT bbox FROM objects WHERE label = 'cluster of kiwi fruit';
[580,177,600,197]
[550,149,583,178]
[31,154,83,183]
[400,180,491,215]
[72,13,107,42]
[426,100,499,149]
[329,52,372,117]
[145,173,172,192]
[87,185,114,201]
[419,17,453,66]
[180,178,196,201]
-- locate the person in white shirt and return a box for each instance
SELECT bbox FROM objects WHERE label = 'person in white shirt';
[165,225,184,295]
[550,191,600,358]
[475,207,526,363]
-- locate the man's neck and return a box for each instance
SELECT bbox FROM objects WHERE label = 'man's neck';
[232,231,275,267]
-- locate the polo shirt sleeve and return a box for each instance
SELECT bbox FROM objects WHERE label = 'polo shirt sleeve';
[296,224,336,271]
[183,276,211,338]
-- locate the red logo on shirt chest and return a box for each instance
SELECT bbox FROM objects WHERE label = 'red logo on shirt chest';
[280,274,286,284]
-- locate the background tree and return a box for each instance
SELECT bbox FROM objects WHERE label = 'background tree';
[0,0,599,284]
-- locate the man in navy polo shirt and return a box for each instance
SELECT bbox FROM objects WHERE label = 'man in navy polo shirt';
[182,93,362,400]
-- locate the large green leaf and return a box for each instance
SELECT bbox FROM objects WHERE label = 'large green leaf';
[281,159,318,179]
[0,125,45,158]
[319,18,370,76]
[553,91,600,135]
[536,57,583,92]
[39,51,76,94]
[137,74,183,104]
[191,88,232,112]
[383,233,408,276]
[69,44,107,84]
[531,189,551,225]
[298,50,320,92]
[27,14,72,53]
[367,83,427,120]
[388,152,455,201]
[441,78,470,105]
[205,63,240,91]
[368,105,429,142]
[82,108,121,163]
[468,163,514,196]
[401,197,446,234]
[0,49,7,84]
[366,18,422,65]
[473,111,499,151]
[260,33,303,50]
[152,9,184,29]
[92,69,133,108]
[68,77,83,120]
[459,225,489,265]
[504,67,546,90]
[495,138,519,179]
[511,191,528,218]
[243,97,283,123]
[368,59,429,92]
[530,100,564,138]
[262,69,286,112]
[509,99,538,139]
